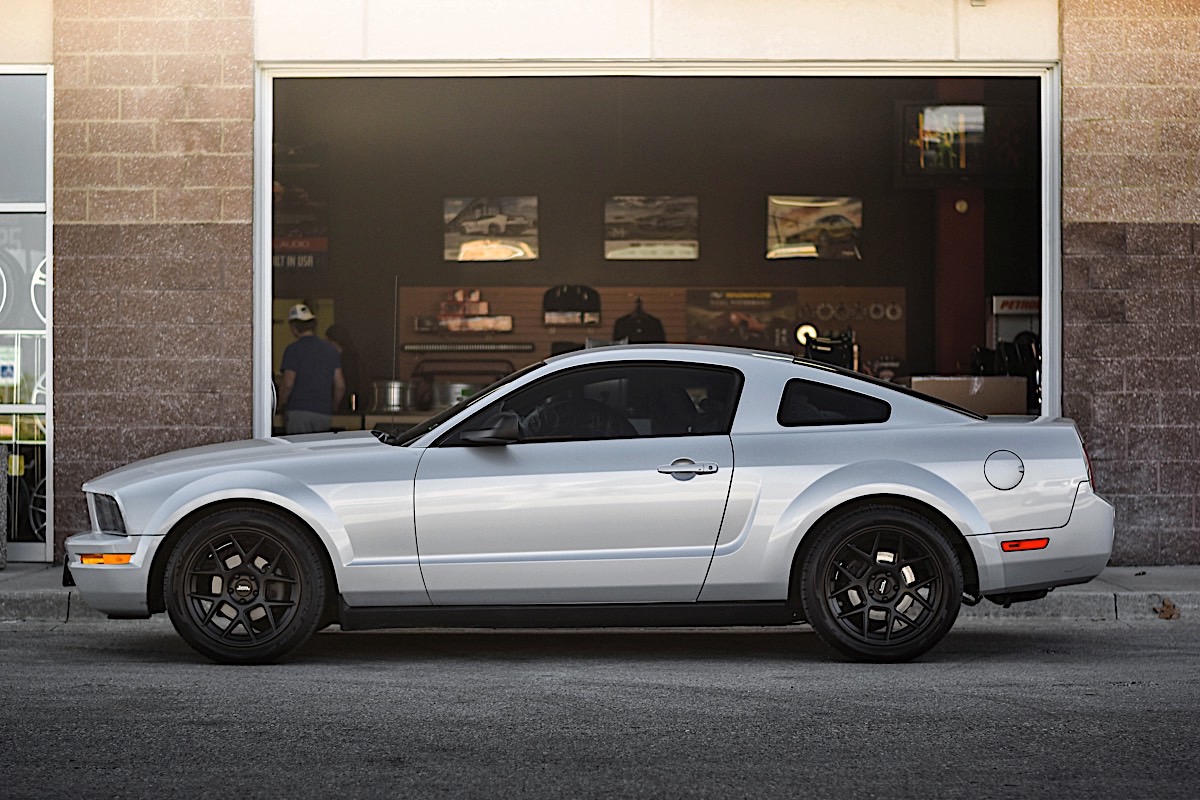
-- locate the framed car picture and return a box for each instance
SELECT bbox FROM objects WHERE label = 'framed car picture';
[766,196,862,260]
[604,195,699,260]
[443,196,539,261]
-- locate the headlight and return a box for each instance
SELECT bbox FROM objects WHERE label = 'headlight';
[92,494,127,534]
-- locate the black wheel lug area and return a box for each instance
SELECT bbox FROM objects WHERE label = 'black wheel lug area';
[867,570,899,602]
[228,572,259,604]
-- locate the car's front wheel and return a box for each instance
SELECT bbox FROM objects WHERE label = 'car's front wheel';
[800,505,962,663]
[164,507,328,665]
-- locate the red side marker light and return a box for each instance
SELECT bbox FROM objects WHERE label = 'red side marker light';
[1001,538,1050,553]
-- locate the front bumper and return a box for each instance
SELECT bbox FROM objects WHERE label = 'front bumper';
[63,531,165,618]
[968,481,1115,595]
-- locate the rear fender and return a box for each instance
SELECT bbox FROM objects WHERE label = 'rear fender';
[777,460,989,549]
[702,460,987,602]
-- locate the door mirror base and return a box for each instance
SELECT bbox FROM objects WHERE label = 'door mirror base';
[460,411,521,445]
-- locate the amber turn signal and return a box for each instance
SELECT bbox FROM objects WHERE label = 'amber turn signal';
[79,554,133,565]
[1000,537,1050,553]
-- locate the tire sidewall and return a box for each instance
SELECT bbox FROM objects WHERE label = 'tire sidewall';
[164,508,327,665]
[800,505,963,663]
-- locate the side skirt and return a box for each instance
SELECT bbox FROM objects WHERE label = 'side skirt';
[338,600,799,632]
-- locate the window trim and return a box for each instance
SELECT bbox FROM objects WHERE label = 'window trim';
[434,360,744,446]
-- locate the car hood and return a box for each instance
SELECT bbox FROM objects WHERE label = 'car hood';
[83,431,387,492]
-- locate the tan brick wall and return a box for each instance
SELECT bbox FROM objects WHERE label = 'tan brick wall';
[1062,0,1200,564]
[52,0,254,546]
[1062,0,1200,224]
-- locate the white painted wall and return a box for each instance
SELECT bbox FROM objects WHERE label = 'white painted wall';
[254,0,1059,63]
[1,0,52,63]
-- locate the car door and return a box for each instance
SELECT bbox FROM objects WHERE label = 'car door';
[412,362,741,605]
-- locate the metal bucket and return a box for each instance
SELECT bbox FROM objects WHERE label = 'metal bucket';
[370,380,418,412]
[431,381,486,410]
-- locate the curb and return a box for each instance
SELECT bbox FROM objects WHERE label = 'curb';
[0,589,110,624]
[1,589,1196,624]
[960,591,1200,621]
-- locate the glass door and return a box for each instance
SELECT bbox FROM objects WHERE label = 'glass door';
[0,69,52,563]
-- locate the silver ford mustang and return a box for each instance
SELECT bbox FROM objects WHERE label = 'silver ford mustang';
[65,344,1114,664]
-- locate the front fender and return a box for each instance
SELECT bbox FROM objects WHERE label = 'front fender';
[143,470,354,568]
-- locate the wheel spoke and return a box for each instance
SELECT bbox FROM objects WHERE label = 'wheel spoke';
[910,575,939,593]
[240,535,268,567]
[901,553,932,569]
[836,604,865,621]
[830,581,864,599]
[905,590,937,614]
[846,543,873,562]
[200,600,225,627]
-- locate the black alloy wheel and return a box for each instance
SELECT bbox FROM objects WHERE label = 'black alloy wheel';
[165,507,328,665]
[800,505,962,663]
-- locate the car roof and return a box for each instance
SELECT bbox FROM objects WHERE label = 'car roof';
[544,342,793,366]
[543,343,982,422]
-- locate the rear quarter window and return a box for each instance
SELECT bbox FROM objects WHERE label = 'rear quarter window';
[778,379,891,426]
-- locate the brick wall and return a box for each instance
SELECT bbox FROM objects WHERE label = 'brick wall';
[1062,0,1200,564]
[52,0,254,546]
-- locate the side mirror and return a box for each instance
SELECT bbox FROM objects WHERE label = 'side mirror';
[460,411,521,445]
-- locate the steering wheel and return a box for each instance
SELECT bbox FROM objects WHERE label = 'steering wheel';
[521,398,637,440]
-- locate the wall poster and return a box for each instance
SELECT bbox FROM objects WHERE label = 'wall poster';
[604,196,699,260]
[766,196,862,260]
[686,289,797,352]
[444,196,539,261]
[272,143,329,271]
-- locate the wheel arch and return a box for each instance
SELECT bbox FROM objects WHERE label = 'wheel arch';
[147,498,340,616]
[786,493,980,609]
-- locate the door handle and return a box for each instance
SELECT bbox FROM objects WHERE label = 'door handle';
[657,458,719,480]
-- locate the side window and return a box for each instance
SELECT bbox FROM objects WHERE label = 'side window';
[441,362,741,444]
[778,379,890,426]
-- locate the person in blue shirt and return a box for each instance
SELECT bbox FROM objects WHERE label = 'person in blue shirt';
[279,303,345,434]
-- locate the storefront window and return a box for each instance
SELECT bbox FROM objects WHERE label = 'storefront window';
[0,71,51,562]
[268,75,1044,434]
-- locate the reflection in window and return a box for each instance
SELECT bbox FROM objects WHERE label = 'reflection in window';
[446,363,742,444]
[778,379,891,426]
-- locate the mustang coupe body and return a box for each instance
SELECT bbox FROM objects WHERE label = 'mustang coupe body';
[65,345,1114,663]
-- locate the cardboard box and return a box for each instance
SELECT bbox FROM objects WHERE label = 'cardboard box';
[902,375,1029,415]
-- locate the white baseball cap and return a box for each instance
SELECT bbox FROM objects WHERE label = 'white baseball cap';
[288,303,315,321]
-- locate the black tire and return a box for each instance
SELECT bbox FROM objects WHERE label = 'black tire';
[164,507,328,665]
[800,505,962,663]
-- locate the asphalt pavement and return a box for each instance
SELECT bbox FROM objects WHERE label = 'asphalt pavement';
[0,561,1197,624]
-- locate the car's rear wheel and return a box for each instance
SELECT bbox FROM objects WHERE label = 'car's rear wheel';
[164,507,328,665]
[800,505,962,663]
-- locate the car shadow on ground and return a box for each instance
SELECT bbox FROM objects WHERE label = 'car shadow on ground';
[46,619,1118,666]
[286,622,1098,666]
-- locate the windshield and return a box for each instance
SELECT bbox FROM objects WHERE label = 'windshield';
[380,361,546,446]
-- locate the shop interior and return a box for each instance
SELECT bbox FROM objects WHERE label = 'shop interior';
[271,75,1042,430]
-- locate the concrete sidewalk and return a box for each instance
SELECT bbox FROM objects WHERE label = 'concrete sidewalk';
[1,561,1198,624]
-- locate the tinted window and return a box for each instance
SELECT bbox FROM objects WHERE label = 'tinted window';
[441,362,741,445]
[778,379,890,426]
